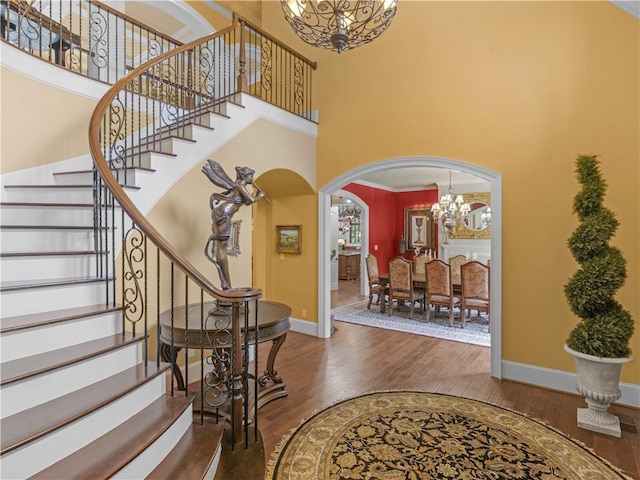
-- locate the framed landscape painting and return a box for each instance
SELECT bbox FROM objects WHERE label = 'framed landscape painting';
[276,225,302,253]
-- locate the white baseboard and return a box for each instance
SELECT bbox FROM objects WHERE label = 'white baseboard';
[502,360,640,408]
[289,317,319,337]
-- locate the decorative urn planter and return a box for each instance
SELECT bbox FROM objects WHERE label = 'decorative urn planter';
[562,155,635,438]
[564,344,633,437]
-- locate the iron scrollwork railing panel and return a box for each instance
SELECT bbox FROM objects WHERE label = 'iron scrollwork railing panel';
[123,225,146,334]
[202,306,234,409]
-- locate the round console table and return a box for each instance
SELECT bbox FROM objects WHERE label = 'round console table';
[158,300,291,410]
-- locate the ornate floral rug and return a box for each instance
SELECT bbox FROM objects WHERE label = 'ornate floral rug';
[266,391,631,480]
[332,301,490,347]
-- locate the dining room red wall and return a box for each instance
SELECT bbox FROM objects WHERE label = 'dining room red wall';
[342,184,438,274]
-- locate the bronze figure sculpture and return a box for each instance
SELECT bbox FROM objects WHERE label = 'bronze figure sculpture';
[202,159,266,290]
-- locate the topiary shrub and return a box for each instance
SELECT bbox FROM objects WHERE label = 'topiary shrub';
[564,154,634,358]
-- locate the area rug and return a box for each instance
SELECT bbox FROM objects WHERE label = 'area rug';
[267,391,631,480]
[332,301,490,347]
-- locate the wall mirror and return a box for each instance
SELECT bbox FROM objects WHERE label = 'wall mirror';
[450,192,491,239]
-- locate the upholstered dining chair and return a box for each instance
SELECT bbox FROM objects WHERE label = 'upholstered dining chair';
[365,254,382,310]
[425,259,460,326]
[448,254,468,296]
[460,261,490,331]
[387,256,424,318]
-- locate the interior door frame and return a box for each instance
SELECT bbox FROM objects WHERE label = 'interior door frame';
[333,189,369,297]
[318,156,503,379]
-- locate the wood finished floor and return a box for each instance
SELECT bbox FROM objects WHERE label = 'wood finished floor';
[252,279,640,480]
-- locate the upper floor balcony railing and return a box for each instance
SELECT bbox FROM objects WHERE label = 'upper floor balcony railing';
[1,0,318,121]
[1,0,182,84]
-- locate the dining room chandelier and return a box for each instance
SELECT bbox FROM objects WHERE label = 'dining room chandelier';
[280,0,399,54]
[430,171,471,233]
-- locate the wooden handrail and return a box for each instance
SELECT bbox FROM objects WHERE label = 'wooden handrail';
[89,16,261,304]
[233,13,318,70]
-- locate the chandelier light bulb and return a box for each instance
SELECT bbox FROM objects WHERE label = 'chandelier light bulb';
[281,0,399,53]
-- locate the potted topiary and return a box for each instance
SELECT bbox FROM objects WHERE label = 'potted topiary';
[563,154,635,437]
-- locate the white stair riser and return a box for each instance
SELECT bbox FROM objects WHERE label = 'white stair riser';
[0,342,144,419]
[1,311,122,362]
[1,254,102,281]
[112,403,193,480]
[0,205,110,226]
[4,186,95,203]
[1,281,111,317]
[1,228,97,251]
[54,169,151,187]
[126,138,176,156]
[1,373,166,479]
[197,112,229,129]
[52,171,95,185]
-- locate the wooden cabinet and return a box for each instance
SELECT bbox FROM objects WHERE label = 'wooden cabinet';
[339,253,361,280]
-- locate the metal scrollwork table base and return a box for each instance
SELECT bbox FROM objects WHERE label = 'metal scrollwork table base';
[158,300,291,412]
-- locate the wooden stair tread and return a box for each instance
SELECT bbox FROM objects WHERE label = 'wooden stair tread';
[0,275,111,292]
[53,166,156,175]
[0,332,143,386]
[137,133,197,145]
[1,362,170,454]
[147,417,225,480]
[1,303,120,333]
[29,393,196,480]
[120,148,178,157]
[156,120,215,135]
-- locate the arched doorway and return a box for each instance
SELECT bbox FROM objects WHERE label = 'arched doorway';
[318,156,503,378]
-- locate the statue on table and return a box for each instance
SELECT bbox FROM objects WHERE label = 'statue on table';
[202,159,266,290]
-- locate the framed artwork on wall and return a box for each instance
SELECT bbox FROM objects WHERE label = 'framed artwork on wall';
[276,225,302,253]
[405,208,434,252]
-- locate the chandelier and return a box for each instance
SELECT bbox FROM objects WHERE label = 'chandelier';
[280,0,399,54]
[430,171,471,233]
[337,200,360,233]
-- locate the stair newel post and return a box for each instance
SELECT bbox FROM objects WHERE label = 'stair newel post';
[237,15,247,93]
[231,301,244,447]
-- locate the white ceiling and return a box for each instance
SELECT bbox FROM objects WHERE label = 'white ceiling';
[354,167,482,192]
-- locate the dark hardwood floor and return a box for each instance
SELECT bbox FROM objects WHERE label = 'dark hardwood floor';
[252,279,640,480]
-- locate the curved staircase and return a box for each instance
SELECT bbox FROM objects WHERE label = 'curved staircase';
[0,154,224,479]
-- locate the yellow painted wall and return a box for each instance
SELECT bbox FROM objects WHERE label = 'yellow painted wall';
[253,169,317,321]
[262,1,639,384]
[1,68,95,173]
